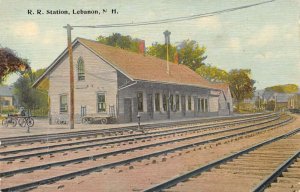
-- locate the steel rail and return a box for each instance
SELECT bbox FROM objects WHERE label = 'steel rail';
[0,117,293,192]
[143,127,299,192]
[0,113,270,146]
[0,116,292,181]
[252,150,300,192]
[0,115,280,162]
[0,114,278,158]
[1,116,283,177]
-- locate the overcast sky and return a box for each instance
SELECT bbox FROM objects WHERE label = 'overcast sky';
[0,0,299,89]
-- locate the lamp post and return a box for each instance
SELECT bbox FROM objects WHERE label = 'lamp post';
[137,113,143,132]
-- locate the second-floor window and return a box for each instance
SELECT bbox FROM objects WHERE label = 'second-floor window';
[77,57,85,81]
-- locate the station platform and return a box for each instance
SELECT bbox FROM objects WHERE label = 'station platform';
[0,113,257,139]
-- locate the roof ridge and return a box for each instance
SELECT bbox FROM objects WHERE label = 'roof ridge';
[78,37,185,67]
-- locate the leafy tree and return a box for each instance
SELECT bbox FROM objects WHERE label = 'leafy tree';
[96,33,140,53]
[177,40,207,71]
[147,40,207,71]
[14,68,48,114]
[0,47,30,83]
[228,69,255,110]
[265,100,275,111]
[196,64,228,83]
[147,43,177,61]
[265,84,298,93]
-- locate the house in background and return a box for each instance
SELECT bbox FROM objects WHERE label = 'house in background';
[262,91,294,111]
[288,89,300,109]
[33,37,233,124]
[0,86,17,111]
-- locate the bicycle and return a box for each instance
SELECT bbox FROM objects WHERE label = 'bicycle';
[18,116,34,127]
[2,115,17,127]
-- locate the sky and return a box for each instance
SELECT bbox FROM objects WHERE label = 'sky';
[0,0,299,89]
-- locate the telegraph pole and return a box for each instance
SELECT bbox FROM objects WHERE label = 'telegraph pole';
[258,92,261,111]
[274,95,277,112]
[64,24,75,129]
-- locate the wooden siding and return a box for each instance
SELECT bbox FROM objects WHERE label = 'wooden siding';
[117,82,220,123]
[209,96,219,112]
[48,43,117,123]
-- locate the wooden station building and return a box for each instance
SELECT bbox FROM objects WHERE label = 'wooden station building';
[33,38,233,123]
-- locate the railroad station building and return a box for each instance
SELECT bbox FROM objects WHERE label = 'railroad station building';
[33,38,233,123]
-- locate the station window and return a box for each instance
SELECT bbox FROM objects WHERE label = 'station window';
[204,99,208,112]
[188,96,192,111]
[97,93,106,112]
[137,92,143,112]
[170,94,174,111]
[2,100,10,106]
[60,94,68,112]
[197,98,201,112]
[77,56,85,81]
[155,93,160,111]
[175,95,180,111]
[163,94,167,111]
[201,98,205,112]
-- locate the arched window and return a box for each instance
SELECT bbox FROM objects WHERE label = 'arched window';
[77,57,85,81]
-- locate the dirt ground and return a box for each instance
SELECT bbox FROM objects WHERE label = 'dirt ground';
[27,114,300,192]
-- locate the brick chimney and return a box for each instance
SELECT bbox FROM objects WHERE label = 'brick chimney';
[138,40,145,55]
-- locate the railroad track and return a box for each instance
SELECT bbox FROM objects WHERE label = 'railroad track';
[0,113,279,161]
[0,114,283,175]
[0,114,293,191]
[144,125,300,192]
[254,151,300,192]
[0,113,270,146]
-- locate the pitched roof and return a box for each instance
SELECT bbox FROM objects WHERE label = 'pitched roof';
[211,83,232,101]
[78,38,218,89]
[275,93,294,102]
[33,37,228,91]
[0,86,13,97]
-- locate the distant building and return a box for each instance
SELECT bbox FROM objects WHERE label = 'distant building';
[0,86,16,110]
[33,38,233,124]
[288,89,300,109]
[262,90,294,111]
[243,90,297,111]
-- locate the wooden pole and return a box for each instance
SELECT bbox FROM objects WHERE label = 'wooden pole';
[64,24,75,129]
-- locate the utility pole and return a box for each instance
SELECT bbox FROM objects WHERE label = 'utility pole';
[164,30,171,75]
[64,24,75,129]
[274,95,277,112]
[258,92,260,111]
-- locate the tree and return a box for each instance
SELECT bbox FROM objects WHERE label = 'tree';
[265,100,275,111]
[177,40,207,71]
[14,68,48,114]
[228,69,255,110]
[96,33,140,53]
[196,64,228,83]
[0,47,30,83]
[265,84,298,93]
[147,40,207,71]
[147,43,177,61]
